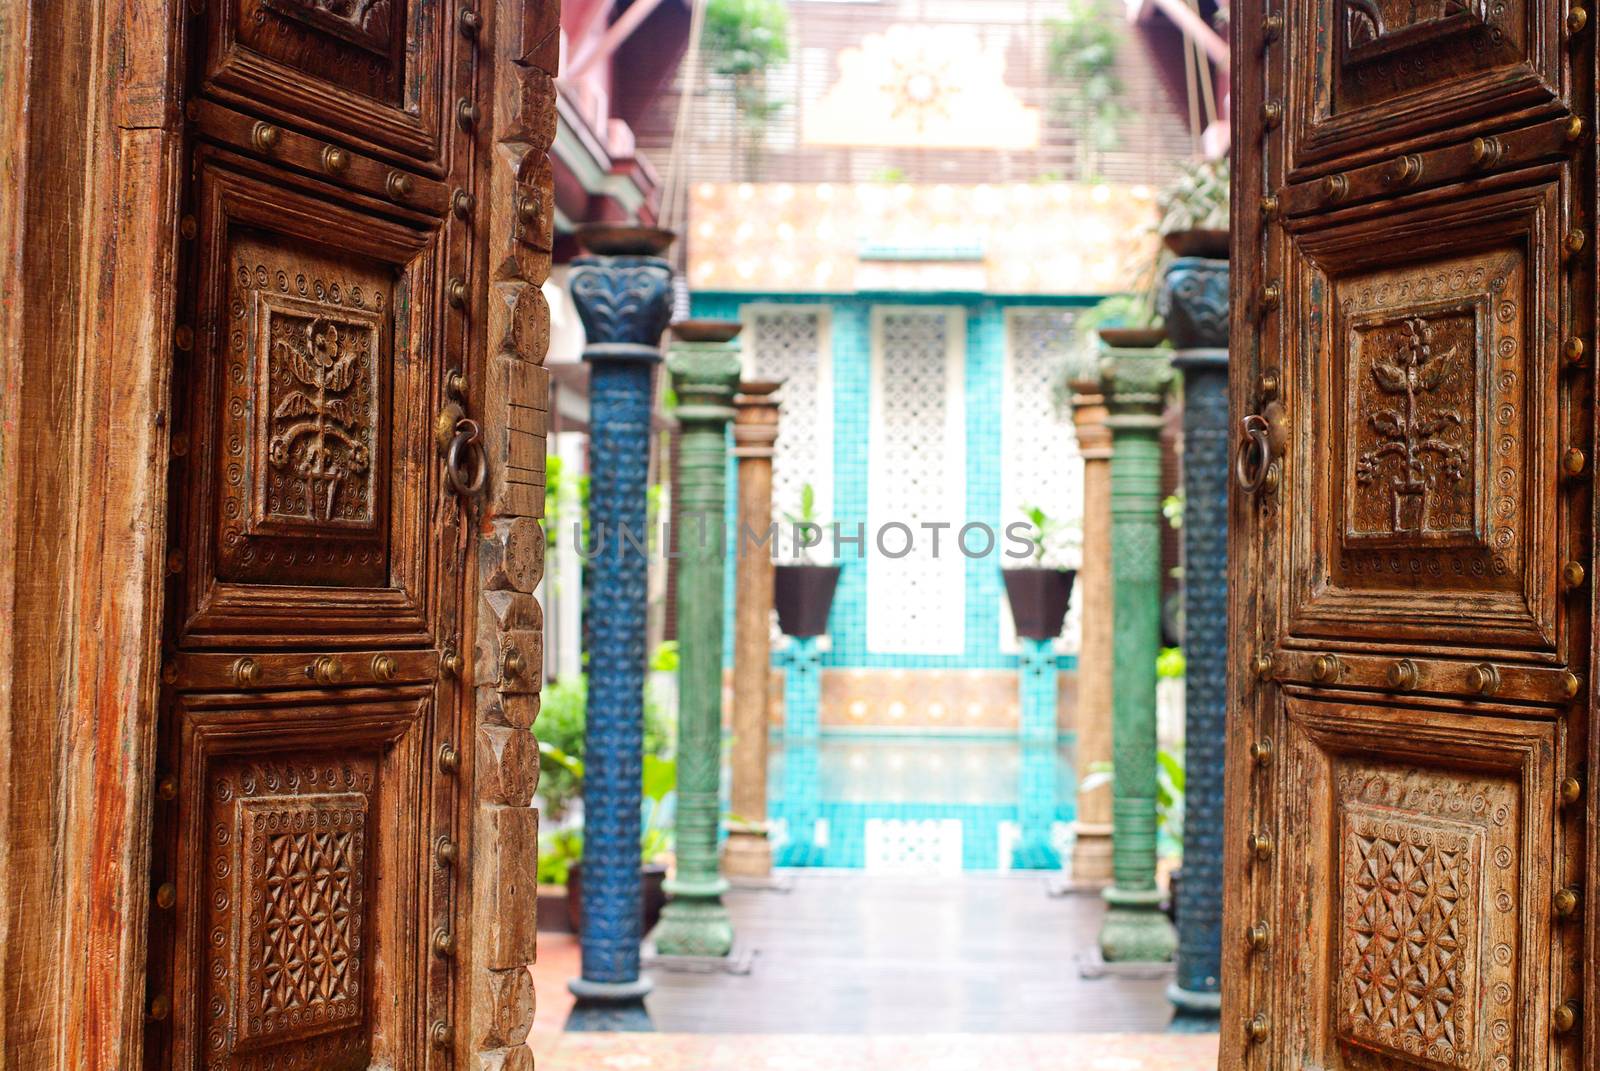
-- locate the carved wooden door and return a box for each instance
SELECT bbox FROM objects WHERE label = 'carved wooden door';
[1223,1,1595,1068]
[144,3,487,1068]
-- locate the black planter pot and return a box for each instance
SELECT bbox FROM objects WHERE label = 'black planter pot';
[774,563,842,637]
[1002,567,1077,640]
[566,861,670,937]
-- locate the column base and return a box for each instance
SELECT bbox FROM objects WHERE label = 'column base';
[1069,822,1114,886]
[648,896,735,958]
[1167,981,1222,1028]
[566,976,655,1032]
[721,826,773,879]
[1097,886,1178,963]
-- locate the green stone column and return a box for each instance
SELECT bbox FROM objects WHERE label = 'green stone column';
[1096,345,1179,963]
[649,327,742,958]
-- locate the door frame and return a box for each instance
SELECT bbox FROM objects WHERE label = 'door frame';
[0,2,558,1067]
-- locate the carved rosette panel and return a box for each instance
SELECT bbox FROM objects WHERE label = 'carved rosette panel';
[220,230,391,587]
[1333,764,1518,1071]
[205,758,377,1071]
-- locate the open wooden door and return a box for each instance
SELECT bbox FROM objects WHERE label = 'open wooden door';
[1224,1,1595,1067]
[139,3,541,1068]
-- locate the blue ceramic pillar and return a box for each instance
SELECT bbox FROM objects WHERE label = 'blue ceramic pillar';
[565,229,674,1026]
[775,636,824,866]
[1162,255,1231,1022]
[1013,637,1061,869]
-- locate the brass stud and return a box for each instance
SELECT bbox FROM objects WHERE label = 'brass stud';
[1312,653,1341,683]
[1253,651,1274,679]
[1565,336,1586,364]
[439,742,462,775]
[1386,155,1422,187]
[1554,999,1580,1034]
[1249,738,1274,766]
[436,836,459,867]
[1567,114,1587,140]
[307,655,346,686]
[1555,885,1581,917]
[432,928,456,957]
[1569,5,1589,33]
[251,122,281,152]
[431,1020,453,1048]
[1561,671,1582,699]
[1259,194,1280,218]
[174,325,193,351]
[1563,561,1586,589]
[166,550,185,574]
[1467,662,1501,697]
[1260,282,1281,314]
[503,645,526,678]
[1247,831,1274,860]
[1262,100,1283,128]
[446,369,468,397]
[157,775,178,801]
[459,6,482,35]
[1566,229,1588,257]
[372,654,398,682]
[1245,1012,1270,1044]
[231,657,261,687]
[1563,447,1587,477]
[441,646,463,677]
[385,170,415,201]
[179,214,197,240]
[1246,920,1271,951]
[1471,136,1505,168]
[1262,12,1284,41]
[162,662,179,684]
[1261,461,1281,494]
[1323,173,1349,202]
[517,192,540,225]
[155,882,176,910]
[1258,368,1281,399]
[457,98,478,130]
[452,189,475,219]
[1561,776,1583,806]
[321,145,350,173]
[149,994,171,1021]
[1388,658,1417,690]
[448,276,468,308]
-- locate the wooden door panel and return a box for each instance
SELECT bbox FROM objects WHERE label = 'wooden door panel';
[202,0,449,168]
[1281,178,1568,660]
[1286,0,1564,169]
[178,155,437,648]
[168,689,433,1071]
[1273,698,1558,1071]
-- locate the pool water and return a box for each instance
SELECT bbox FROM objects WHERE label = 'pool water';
[763,736,1078,872]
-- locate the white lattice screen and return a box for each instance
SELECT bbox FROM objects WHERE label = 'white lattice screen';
[743,306,833,553]
[867,307,966,655]
[1001,309,1083,652]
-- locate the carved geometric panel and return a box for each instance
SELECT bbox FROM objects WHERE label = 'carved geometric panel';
[1286,185,1561,656]
[220,229,392,587]
[205,757,377,1071]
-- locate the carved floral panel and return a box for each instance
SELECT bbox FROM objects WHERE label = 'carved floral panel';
[219,228,392,588]
[227,0,407,106]
[205,757,376,1071]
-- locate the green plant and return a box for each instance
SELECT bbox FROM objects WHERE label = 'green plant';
[1156,157,1231,236]
[538,827,583,886]
[1156,645,1186,679]
[1014,504,1079,568]
[1081,745,1186,844]
[704,0,791,177]
[1046,0,1127,181]
[781,482,830,564]
[535,660,675,822]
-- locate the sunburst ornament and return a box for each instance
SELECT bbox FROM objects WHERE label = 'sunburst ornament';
[885,55,955,130]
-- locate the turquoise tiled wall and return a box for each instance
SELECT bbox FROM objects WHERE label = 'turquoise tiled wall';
[696,291,1095,674]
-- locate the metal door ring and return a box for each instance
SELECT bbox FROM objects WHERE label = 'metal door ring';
[1236,414,1272,492]
[446,419,486,496]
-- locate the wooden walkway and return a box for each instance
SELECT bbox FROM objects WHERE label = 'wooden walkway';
[534,870,1190,1034]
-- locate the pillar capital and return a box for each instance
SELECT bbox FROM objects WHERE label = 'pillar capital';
[667,339,742,424]
[1100,346,1174,424]
[569,251,674,359]
[732,379,783,459]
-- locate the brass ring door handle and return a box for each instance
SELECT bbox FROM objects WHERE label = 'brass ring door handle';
[1236,414,1272,492]
[445,418,487,497]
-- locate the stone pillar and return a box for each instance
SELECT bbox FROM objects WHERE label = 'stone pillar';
[1163,256,1231,1018]
[724,380,783,880]
[1096,345,1179,963]
[775,636,824,866]
[565,232,675,1022]
[651,328,742,957]
[1069,379,1115,886]
[1013,637,1061,869]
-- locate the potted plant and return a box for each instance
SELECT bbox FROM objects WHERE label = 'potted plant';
[774,483,841,637]
[1156,157,1230,259]
[1002,505,1078,640]
[1080,292,1165,350]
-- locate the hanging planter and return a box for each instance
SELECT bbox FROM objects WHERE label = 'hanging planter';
[1002,566,1078,640]
[774,563,841,637]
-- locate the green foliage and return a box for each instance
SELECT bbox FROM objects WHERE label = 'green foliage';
[1156,645,1186,679]
[1015,503,1080,567]
[1046,0,1127,180]
[1082,745,1186,844]
[1161,492,1184,531]
[535,661,675,821]
[704,0,791,175]
[650,640,680,673]
[543,453,591,549]
[1156,156,1231,236]
[781,482,829,564]
[871,166,908,184]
